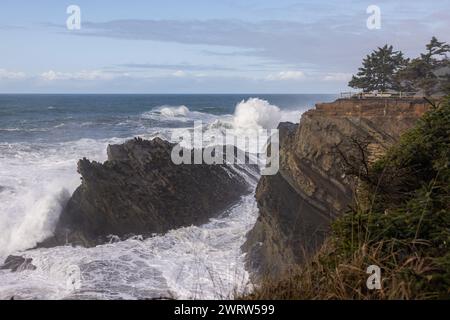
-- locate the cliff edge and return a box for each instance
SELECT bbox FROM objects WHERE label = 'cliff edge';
[243,97,430,277]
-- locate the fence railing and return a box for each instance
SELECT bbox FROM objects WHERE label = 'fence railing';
[340,91,417,99]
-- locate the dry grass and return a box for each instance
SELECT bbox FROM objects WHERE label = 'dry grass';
[243,96,450,300]
[243,238,444,300]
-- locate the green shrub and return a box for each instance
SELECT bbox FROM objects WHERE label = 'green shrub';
[333,95,450,298]
[246,95,450,300]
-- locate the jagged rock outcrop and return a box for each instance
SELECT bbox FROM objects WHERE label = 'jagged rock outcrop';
[243,98,430,278]
[0,255,36,272]
[41,137,253,247]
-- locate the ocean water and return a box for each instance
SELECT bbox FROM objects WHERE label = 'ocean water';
[0,94,336,299]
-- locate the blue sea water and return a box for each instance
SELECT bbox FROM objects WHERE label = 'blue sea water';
[0,94,335,143]
[0,94,336,299]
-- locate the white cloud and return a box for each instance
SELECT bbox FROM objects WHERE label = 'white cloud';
[0,69,27,80]
[40,70,59,81]
[40,70,116,81]
[265,70,305,81]
[323,73,352,81]
[172,70,187,77]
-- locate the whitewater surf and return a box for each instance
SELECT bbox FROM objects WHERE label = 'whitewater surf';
[0,94,334,299]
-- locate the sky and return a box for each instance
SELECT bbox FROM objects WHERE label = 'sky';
[0,0,449,93]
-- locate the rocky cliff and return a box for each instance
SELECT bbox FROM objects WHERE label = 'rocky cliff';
[40,137,254,248]
[243,97,430,277]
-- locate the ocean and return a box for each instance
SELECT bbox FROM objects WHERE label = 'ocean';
[0,94,336,299]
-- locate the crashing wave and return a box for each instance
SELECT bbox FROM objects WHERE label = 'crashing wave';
[141,105,191,121]
[233,98,282,130]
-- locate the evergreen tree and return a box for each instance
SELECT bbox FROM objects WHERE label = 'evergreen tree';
[397,37,450,96]
[348,45,407,92]
[422,36,450,64]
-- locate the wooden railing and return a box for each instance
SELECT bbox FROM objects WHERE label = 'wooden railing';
[340,91,417,99]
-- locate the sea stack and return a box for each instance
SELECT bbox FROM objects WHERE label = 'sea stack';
[40,137,255,247]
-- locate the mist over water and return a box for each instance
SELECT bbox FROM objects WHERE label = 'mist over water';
[0,94,336,299]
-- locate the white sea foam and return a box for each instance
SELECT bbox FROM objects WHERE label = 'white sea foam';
[0,165,258,300]
[233,98,282,130]
[159,105,190,117]
[0,97,308,300]
[141,105,219,123]
[167,98,303,156]
[0,138,122,259]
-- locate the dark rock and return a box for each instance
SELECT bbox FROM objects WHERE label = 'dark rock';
[243,98,431,278]
[40,137,253,247]
[0,255,36,272]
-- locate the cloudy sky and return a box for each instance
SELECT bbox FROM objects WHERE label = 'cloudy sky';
[1,0,449,93]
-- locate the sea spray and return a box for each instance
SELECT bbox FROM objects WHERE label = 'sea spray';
[233,98,282,130]
[0,94,321,299]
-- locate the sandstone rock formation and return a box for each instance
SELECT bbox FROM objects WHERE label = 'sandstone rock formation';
[40,137,254,247]
[243,98,430,277]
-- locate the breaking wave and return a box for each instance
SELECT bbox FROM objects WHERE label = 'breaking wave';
[233,98,282,130]
[0,95,312,300]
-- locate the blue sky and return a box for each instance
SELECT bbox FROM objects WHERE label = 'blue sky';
[1,0,449,93]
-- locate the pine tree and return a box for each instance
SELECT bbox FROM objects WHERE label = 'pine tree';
[397,37,450,96]
[422,36,450,64]
[348,45,407,92]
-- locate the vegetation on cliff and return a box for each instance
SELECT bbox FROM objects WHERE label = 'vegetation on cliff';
[348,44,408,92]
[245,95,450,299]
[349,37,450,95]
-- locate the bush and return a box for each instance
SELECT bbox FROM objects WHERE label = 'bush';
[245,95,450,300]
